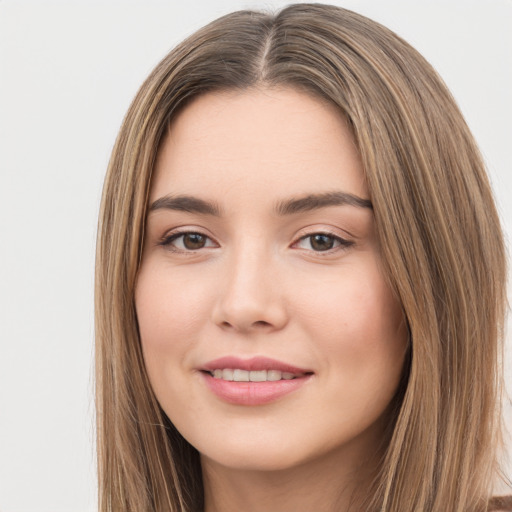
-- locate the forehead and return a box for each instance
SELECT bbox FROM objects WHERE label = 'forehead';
[151,87,367,203]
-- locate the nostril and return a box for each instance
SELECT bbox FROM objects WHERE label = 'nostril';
[219,319,273,332]
[253,320,272,328]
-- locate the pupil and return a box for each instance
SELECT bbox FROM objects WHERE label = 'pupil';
[311,234,334,251]
[184,233,206,249]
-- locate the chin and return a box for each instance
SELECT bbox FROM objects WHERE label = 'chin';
[192,410,391,477]
[191,426,308,472]
[201,446,310,473]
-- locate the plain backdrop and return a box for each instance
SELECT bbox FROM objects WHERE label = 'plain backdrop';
[0,1,511,510]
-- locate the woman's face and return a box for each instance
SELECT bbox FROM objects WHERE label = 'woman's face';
[136,88,408,473]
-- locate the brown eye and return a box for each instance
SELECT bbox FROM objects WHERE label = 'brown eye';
[310,234,336,251]
[293,232,353,253]
[182,233,207,249]
[161,231,216,251]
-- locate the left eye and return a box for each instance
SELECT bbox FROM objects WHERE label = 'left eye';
[295,233,351,252]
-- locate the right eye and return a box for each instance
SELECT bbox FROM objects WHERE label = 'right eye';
[160,231,217,251]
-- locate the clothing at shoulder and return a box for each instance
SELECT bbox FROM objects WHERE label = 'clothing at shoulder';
[489,495,512,511]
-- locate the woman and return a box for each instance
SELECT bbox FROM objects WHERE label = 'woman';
[95,4,510,511]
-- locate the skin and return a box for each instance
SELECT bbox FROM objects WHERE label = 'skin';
[135,87,409,512]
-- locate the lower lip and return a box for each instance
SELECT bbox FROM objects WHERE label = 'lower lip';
[201,372,312,405]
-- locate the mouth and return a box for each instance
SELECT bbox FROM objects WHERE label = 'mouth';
[205,368,308,382]
[199,356,314,405]
[201,355,313,379]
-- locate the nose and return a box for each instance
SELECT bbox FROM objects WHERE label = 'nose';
[211,243,289,333]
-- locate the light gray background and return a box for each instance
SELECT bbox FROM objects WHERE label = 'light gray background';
[0,1,510,510]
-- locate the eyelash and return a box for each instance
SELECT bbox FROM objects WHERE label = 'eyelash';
[158,230,354,254]
[158,231,217,253]
[293,231,354,253]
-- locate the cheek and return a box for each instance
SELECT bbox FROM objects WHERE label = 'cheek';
[134,266,214,373]
[136,265,208,334]
[134,264,220,425]
[296,259,404,337]
[293,260,407,391]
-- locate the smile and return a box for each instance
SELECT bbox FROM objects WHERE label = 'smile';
[200,356,313,405]
[208,369,302,381]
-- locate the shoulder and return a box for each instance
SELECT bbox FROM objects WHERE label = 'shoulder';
[488,496,512,511]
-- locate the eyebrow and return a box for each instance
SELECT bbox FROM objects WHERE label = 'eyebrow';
[275,191,373,215]
[148,191,372,217]
[149,195,222,216]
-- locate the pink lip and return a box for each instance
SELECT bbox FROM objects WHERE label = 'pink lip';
[202,356,311,374]
[199,356,313,406]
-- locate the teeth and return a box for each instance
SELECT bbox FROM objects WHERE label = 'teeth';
[233,369,250,381]
[267,370,282,381]
[210,369,300,382]
[249,370,267,382]
[222,369,234,381]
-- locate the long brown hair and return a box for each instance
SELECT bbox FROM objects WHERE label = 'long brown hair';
[95,4,508,511]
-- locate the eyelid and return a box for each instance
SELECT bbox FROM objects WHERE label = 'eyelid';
[291,228,354,254]
[158,227,219,253]
[156,225,354,255]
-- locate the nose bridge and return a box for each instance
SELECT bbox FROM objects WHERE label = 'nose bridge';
[212,235,287,332]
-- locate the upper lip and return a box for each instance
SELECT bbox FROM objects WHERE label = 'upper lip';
[201,356,312,375]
